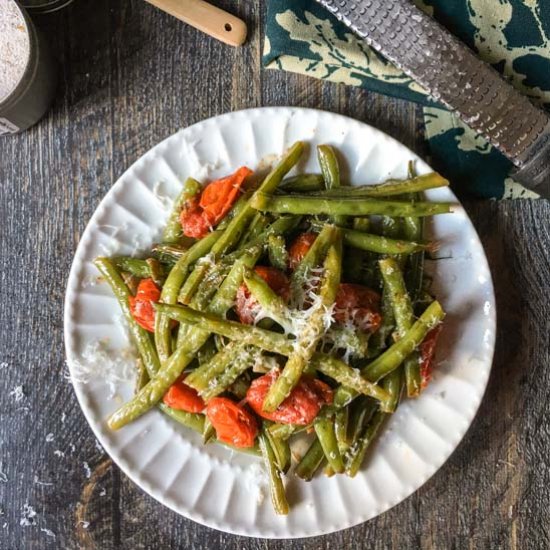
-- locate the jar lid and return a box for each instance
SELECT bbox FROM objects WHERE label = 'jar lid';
[0,0,31,104]
[19,0,74,14]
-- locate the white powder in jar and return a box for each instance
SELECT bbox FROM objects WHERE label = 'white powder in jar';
[0,0,31,103]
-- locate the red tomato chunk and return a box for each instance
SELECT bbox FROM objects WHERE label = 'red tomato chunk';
[128,278,161,332]
[163,375,205,413]
[180,166,252,238]
[246,369,333,425]
[206,397,258,448]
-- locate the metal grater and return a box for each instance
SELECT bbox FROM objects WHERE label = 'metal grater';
[314,0,550,198]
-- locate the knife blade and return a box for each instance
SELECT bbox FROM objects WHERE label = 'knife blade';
[314,0,550,198]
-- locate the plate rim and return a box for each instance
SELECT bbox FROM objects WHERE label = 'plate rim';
[64,106,497,538]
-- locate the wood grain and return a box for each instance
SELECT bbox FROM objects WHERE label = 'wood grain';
[0,2,549,549]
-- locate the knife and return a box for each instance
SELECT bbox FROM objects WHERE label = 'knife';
[145,0,247,47]
[314,0,550,198]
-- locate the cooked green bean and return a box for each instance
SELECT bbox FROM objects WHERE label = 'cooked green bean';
[155,230,222,364]
[162,177,201,243]
[279,173,325,193]
[307,221,433,256]
[314,412,344,473]
[252,193,453,217]
[312,172,449,197]
[267,234,289,271]
[264,422,291,473]
[290,224,338,303]
[363,300,445,382]
[334,407,349,454]
[318,144,346,226]
[267,423,299,440]
[295,437,326,481]
[112,257,161,279]
[379,257,420,398]
[158,403,205,433]
[259,432,289,515]
[146,258,165,286]
[95,258,161,378]
[198,346,256,401]
[382,368,403,413]
[345,410,386,477]
[152,243,187,264]
[262,234,342,413]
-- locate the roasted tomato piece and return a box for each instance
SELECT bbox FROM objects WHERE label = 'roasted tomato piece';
[163,375,205,413]
[235,266,290,325]
[419,324,443,389]
[246,369,333,425]
[288,232,317,270]
[128,278,161,332]
[180,166,252,239]
[206,397,258,448]
[334,283,382,333]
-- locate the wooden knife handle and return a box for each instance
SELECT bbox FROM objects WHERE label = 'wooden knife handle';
[145,0,247,47]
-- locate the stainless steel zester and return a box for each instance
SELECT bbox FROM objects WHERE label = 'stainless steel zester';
[314,0,550,198]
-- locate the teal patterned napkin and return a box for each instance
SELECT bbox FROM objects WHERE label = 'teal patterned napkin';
[264,0,550,198]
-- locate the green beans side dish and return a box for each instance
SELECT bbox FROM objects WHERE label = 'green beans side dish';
[95,142,450,514]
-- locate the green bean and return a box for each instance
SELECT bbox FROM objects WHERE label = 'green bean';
[379,257,420,397]
[258,432,289,515]
[279,173,325,193]
[362,300,445,382]
[152,243,188,264]
[323,326,369,358]
[267,423,298,440]
[318,144,346,226]
[368,286,395,356]
[156,303,391,404]
[312,172,449,197]
[345,410,386,477]
[334,407,349,454]
[295,437,326,481]
[202,417,215,443]
[244,270,292,331]
[263,234,342,412]
[158,403,205,433]
[252,193,453,217]
[379,258,415,331]
[197,337,218,365]
[314,413,344,473]
[239,212,270,246]
[267,234,289,271]
[134,359,149,393]
[146,258,165,286]
[112,257,161,279]
[155,230,222,364]
[314,355,390,406]
[290,224,338,303]
[317,145,340,190]
[308,221,432,255]
[108,249,261,430]
[382,368,403,413]
[162,177,201,243]
[199,346,256,401]
[264,422,291,473]
[348,398,378,442]
[95,258,161,378]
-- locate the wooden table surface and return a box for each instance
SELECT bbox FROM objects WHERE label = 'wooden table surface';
[1,2,549,548]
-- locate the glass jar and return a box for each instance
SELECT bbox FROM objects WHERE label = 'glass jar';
[0,1,57,135]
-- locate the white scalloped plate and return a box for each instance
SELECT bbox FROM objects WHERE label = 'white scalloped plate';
[64,107,495,538]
